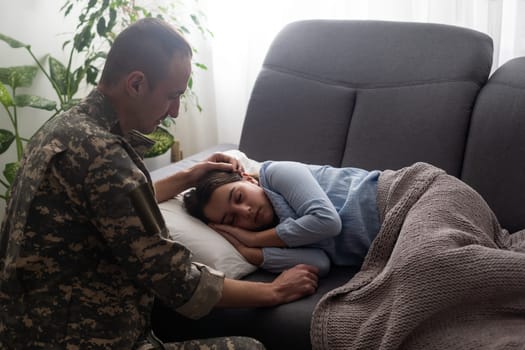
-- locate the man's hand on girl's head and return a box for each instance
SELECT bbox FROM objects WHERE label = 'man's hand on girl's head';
[185,154,243,188]
[205,152,244,174]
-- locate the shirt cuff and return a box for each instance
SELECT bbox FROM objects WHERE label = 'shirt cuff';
[175,262,225,320]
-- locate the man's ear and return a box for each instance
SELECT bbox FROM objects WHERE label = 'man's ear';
[126,71,146,96]
[242,172,259,185]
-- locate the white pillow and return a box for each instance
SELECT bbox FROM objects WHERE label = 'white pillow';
[222,149,262,175]
[159,150,262,279]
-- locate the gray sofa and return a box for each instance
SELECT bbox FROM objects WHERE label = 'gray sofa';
[150,20,525,349]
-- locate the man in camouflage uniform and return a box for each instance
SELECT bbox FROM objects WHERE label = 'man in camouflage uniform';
[0,18,318,349]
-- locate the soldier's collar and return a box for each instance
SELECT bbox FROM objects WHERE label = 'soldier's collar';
[81,88,120,131]
[125,130,155,158]
[84,89,155,157]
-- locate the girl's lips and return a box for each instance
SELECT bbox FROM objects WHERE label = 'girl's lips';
[254,208,260,224]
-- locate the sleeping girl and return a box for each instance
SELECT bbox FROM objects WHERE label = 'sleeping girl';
[183,160,382,276]
[184,157,525,348]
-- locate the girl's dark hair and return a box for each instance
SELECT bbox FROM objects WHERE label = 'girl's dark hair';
[183,170,243,223]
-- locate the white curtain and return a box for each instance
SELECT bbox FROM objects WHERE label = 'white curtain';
[174,0,525,156]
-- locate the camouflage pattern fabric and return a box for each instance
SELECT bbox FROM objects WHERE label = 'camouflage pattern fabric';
[138,337,266,350]
[0,90,226,349]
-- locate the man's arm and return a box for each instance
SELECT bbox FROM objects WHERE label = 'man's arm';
[216,264,319,308]
[154,167,198,202]
[154,152,243,203]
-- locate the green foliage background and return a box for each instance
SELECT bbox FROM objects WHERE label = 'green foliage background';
[0,0,210,202]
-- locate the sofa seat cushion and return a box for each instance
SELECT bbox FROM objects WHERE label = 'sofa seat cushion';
[152,265,359,350]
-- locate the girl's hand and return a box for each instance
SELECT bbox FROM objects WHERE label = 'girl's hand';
[210,223,259,247]
[218,231,263,265]
[210,223,286,248]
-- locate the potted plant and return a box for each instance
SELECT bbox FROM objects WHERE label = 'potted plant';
[142,127,175,170]
[0,34,77,201]
[0,0,211,201]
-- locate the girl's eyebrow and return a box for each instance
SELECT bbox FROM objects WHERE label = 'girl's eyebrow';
[228,187,235,203]
[220,187,236,224]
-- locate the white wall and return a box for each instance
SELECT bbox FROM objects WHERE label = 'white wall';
[169,30,219,159]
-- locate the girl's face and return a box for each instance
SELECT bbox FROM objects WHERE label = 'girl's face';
[203,176,276,231]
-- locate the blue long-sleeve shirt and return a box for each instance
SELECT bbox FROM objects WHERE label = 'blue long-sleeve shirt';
[258,161,381,276]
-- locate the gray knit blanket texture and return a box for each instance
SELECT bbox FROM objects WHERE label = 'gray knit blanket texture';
[311,162,525,350]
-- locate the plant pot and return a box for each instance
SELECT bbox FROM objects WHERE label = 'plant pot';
[143,149,171,171]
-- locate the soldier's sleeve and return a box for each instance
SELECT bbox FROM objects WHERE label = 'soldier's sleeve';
[84,141,224,319]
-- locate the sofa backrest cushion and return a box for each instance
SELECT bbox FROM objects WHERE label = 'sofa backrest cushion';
[461,57,525,232]
[239,20,493,176]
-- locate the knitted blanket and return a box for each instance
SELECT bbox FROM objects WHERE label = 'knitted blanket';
[311,162,525,350]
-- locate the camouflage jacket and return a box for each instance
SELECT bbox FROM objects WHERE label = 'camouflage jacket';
[0,90,224,349]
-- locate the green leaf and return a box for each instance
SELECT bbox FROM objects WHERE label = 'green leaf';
[96,17,107,36]
[14,94,57,111]
[194,62,208,70]
[190,14,200,26]
[179,25,190,34]
[49,57,69,95]
[4,162,20,185]
[62,98,81,111]
[0,33,29,49]
[62,39,71,50]
[141,8,152,18]
[0,66,38,89]
[107,7,117,30]
[0,81,14,107]
[74,24,94,51]
[160,118,174,129]
[72,67,85,91]
[87,51,107,63]
[86,65,99,85]
[60,1,70,12]
[0,129,15,154]
[66,68,83,97]
[63,3,74,17]
[144,127,174,158]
